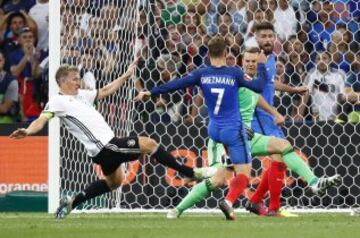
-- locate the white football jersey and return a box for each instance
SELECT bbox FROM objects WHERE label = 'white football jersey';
[43,89,114,157]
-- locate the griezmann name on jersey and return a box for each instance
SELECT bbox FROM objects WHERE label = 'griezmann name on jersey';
[150,64,268,127]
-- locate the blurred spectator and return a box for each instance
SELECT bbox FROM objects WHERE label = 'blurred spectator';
[304,51,346,121]
[308,1,336,52]
[73,0,91,32]
[217,0,247,34]
[308,1,321,21]
[246,0,259,22]
[275,56,286,82]
[205,0,247,36]
[29,0,49,51]
[290,0,309,24]
[99,3,121,31]
[284,50,308,120]
[244,10,265,48]
[286,51,306,87]
[283,36,312,70]
[214,11,244,57]
[79,51,96,90]
[61,5,77,42]
[180,10,208,69]
[326,0,358,37]
[141,0,167,60]
[226,32,243,60]
[0,11,37,60]
[162,0,186,26]
[245,9,265,40]
[226,50,237,66]
[0,0,36,14]
[231,0,248,34]
[0,51,18,123]
[180,8,200,44]
[162,23,191,75]
[260,0,278,12]
[338,55,360,123]
[274,57,291,117]
[154,54,184,122]
[274,0,298,41]
[328,24,357,73]
[136,54,184,123]
[217,12,234,36]
[274,54,309,120]
[9,27,43,121]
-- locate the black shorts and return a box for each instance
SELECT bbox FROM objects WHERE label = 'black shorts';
[91,137,141,176]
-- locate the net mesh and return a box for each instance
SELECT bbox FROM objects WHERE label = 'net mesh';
[58,0,360,211]
[60,0,138,209]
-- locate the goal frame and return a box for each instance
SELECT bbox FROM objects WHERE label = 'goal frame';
[48,0,61,213]
[48,0,355,214]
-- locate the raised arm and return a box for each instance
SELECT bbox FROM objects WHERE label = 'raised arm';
[97,62,136,100]
[10,114,49,139]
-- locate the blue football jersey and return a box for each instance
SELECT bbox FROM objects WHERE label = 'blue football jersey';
[150,64,268,127]
[254,54,276,119]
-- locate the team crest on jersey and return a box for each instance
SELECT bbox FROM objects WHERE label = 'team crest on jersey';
[244,74,252,81]
[127,139,136,147]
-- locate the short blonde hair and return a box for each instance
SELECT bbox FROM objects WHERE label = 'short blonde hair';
[55,64,79,86]
[208,36,227,58]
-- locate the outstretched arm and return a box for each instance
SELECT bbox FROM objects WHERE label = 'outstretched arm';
[135,70,200,101]
[257,96,285,125]
[10,114,49,139]
[97,62,136,100]
[275,80,308,95]
[150,72,200,96]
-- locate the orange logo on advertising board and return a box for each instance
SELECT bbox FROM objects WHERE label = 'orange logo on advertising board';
[0,136,48,195]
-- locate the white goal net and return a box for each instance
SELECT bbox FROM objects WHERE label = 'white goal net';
[51,0,360,212]
[57,0,138,210]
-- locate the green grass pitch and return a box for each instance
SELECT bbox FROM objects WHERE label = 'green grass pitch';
[0,213,359,238]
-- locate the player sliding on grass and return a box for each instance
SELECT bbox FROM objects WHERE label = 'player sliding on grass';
[10,63,217,219]
[166,47,341,220]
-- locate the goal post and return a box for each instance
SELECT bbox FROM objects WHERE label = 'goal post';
[48,0,61,213]
[48,0,140,213]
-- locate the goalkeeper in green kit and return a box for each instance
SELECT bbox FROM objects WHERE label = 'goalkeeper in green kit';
[167,47,341,219]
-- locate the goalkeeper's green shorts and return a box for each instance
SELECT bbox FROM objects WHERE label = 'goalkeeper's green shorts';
[207,133,275,167]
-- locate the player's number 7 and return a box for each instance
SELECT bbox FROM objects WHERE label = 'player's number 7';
[211,88,225,115]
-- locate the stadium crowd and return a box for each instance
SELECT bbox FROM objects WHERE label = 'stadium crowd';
[133,0,359,124]
[0,0,48,123]
[3,0,357,124]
